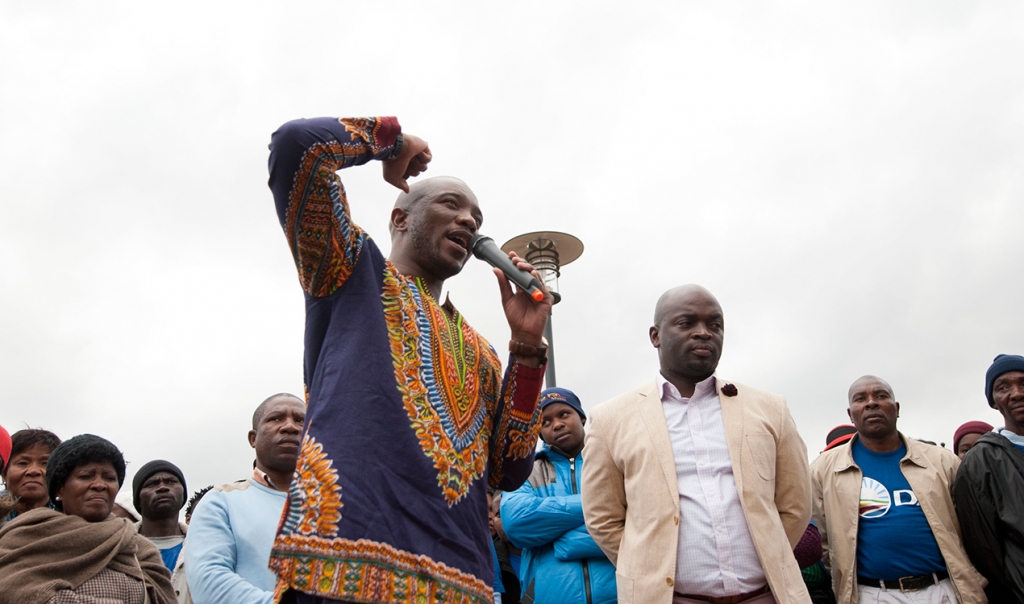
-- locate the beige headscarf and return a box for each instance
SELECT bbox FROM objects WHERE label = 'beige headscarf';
[0,508,176,604]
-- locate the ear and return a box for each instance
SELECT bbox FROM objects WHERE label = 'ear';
[895,401,900,417]
[580,416,587,427]
[649,325,660,348]
[390,207,410,233]
[248,429,257,449]
[846,407,853,422]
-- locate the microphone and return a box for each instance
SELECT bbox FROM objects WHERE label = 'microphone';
[469,234,546,302]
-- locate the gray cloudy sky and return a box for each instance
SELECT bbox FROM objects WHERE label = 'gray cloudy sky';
[2,2,1021,506]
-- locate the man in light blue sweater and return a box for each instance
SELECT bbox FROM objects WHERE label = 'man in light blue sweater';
[186,393,305,604]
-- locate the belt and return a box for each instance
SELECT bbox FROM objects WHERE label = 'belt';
[674,584,771,604]
[857,570,949,592]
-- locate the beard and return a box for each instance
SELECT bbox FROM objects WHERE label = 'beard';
[410,223,465,281]
[683,357,718,380]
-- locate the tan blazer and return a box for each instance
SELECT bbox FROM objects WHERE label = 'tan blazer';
[581,379,812,604]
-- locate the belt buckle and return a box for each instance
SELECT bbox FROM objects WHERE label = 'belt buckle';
[897,576,920,592]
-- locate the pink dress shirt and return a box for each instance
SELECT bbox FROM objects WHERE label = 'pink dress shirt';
[658,372,768,597]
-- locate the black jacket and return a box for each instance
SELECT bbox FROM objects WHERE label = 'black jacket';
[494,535,521,604]
[952,432,1024,603]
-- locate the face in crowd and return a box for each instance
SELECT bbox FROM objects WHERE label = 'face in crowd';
[847,376,900,440]
[992,370,1024,433]
[2,430,61,513]
[957,433,984,459]
[391,177,483,284]
[249,395,306,479]
[490,491,510,545]
[138,471,185,521]
[540,403,586,459]
[57,461,120,523]
[650,285,725,388]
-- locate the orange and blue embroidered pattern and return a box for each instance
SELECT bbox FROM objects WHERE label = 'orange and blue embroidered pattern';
[383,267,500,506]
[272,536,491,604]
[279,436,342,538]
[268,116,545,604]
[284,117,396,299]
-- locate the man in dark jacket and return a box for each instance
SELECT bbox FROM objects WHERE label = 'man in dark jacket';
[953,353,1024,602]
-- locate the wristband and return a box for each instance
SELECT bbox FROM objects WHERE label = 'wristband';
[509,340,548,360]
[389,133,404,159]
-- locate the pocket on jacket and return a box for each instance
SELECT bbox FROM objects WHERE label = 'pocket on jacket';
[615,571,633,603]
[745,433,777,481]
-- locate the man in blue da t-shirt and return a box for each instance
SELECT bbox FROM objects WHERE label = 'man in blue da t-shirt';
[810,376,987,603]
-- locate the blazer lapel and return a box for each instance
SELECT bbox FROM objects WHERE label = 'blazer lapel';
[717,378,747,491]
[636,380,681,505]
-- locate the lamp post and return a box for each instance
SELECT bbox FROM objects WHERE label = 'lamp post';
[501,231,584,388]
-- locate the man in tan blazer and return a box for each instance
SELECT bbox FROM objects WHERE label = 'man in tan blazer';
[581,285,812,604]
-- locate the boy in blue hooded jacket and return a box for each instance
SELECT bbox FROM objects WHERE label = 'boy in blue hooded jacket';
[501,388,616,604]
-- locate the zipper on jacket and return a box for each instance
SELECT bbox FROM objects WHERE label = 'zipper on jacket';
[570,457,578,495]
[570,456,594,604]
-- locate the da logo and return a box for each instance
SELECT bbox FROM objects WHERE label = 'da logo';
[859,477,891,518]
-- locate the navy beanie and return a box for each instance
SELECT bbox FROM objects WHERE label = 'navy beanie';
[133,459,187,511]
[539,387,586,420]
[986,354,1024,408]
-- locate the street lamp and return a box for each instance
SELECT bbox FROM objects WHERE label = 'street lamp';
[501,231,584,388]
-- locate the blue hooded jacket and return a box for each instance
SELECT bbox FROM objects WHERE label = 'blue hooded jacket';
[500,444,616,604]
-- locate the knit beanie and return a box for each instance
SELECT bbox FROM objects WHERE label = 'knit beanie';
[985,354,1024,408]
[953,421,994,453]
[539,387,586,420]
[46,434,126,512]
[114,491,140,521]
[0,424,11,472]
[133,459,187,511]
[823,424,857,452]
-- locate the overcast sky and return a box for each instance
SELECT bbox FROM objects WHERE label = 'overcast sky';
[2,2,1021,510]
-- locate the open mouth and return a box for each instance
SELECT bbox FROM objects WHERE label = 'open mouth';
[445,230,472,254]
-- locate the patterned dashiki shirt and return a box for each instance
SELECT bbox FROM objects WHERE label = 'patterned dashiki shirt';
[266,117,545,604]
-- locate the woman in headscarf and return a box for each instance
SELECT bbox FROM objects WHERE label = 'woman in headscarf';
[0,434,176,604]
[1,428,62,524]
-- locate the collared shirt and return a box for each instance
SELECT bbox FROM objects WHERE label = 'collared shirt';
[999,428,1024,449]
[252,467,286,492]
[658,372,766,596]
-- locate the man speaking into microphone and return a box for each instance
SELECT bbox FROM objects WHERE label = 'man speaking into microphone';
[265,116,552,604]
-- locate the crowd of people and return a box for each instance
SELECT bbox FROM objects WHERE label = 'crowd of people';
[0,116,1022,604]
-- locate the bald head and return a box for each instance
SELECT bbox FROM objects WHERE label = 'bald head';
[252,393,304,430]
[654,284,722,326]
[390,176,476,238]
[847,375,895,404]
[650,284,724,394]
[846,375,900,444]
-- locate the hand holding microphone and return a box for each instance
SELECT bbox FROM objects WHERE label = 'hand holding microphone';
[469,234,546,302]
